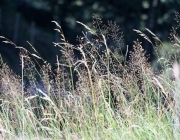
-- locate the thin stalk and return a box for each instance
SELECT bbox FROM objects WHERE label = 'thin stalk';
[21,55,25,140]
[102,35,111,105]
[173,61,180,140]
[77,47,96,110]
[69,66,74,94]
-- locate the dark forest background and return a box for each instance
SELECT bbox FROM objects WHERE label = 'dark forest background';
[0,0,180,75]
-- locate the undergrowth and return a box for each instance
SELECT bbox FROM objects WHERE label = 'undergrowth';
[0,13,180,140]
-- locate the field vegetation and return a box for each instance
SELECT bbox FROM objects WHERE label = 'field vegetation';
[0,13,180,139]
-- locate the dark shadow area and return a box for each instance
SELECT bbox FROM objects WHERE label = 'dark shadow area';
[0,0,180,75]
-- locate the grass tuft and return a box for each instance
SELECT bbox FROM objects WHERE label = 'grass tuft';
[0,13,180,139]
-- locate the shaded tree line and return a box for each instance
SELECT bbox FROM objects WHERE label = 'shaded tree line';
[0,0,180,74]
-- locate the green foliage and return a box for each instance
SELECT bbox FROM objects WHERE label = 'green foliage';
[0,12,180,139]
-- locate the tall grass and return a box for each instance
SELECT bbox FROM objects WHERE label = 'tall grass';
[0,13,180,139]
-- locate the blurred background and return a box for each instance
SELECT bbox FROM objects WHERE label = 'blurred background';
[0,0,180,75]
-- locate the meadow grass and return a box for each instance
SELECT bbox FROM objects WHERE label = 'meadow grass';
[0,13,180,139]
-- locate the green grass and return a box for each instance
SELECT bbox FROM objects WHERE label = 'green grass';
[0,13,180,139]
